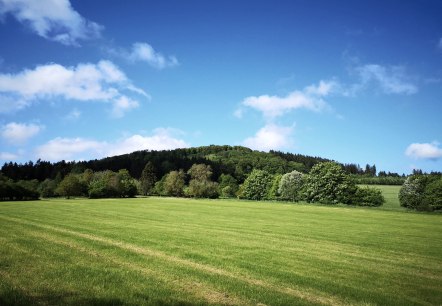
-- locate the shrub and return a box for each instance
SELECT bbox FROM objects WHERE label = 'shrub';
[278,170,304,202]
[218,174,238,198]
[240,169,273,200]
[164,170,185,197]
[353,186,384,207]
[422,177,442,211]
[267,174,282,200]
[304,162,357,204]
[399,175,427,210]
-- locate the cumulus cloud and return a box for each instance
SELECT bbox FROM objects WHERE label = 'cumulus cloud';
[35,128,189,161]
[1,122,43,144]
[405,142,442,160]
[0,60,147,116]
[237,80,336,119]
[242,124,294,152]
[0,0,103,46]
[355,64,418,95]
[109,42,179,69]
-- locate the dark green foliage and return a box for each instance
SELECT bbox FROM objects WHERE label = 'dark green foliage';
[304,162,357,204]
[0,174,39,201]
[1,146,333,184]
[352,175,405,185]
[38,179,58,198]
[56,174,85,199]
[240,169,273,201]
[218,174,238,198]
[278,170,305,202]
[88,169,137,198]
[353,187,385,207]
[140,162,156,196]
[422,177,442,211]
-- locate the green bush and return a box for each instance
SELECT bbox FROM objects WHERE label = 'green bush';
[304,162,357,204]
[422,177,442,211]
[353,187,384,207]
[267,174,282,200]
[399,175,427,210]
[240,169,273,200]
[278,170,304,202]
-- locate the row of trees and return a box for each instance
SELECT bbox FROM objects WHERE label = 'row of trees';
[399,173,442,211]
[0,161,384,206]
[238,162,384,206]
[1,145,405,186]
[4,158,442,211]
[24,169,138,199]
[137,161,384,207]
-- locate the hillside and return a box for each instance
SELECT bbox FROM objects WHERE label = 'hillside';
[1,145,331,183]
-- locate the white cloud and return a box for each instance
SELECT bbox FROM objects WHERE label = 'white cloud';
[1,122,43,144]
[111,96,139,118]
[35,128,189,161]
[355,64,418,95]
[0,151,18,160]
[438,37,442,50]
[243,124,294,152]
[238,80,336,119]
[35,137,105,161]
[405,142,442,160]
[0,0,103,46]
[0,60,146,116]
[106,128,189,156]
[109,42,179,69]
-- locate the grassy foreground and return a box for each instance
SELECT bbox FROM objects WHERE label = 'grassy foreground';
[0,196,441,305]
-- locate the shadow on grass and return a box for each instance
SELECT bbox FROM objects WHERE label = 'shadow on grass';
[0,285,196,306]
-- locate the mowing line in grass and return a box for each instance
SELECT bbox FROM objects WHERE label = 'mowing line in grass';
[0,214,357,306]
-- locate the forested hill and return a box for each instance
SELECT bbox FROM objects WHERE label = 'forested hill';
[1,145,331,183]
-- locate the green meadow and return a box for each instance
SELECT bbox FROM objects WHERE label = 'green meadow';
[0,191,441,305]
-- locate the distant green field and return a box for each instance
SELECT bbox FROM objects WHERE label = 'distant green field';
[1,195,441,305]
[359,185,402,210]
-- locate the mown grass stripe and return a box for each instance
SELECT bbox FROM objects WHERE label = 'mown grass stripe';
[0,214,357,306]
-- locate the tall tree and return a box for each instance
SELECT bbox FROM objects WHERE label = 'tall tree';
[140,162,156,196]
[187,164,219,198]
[56,173,85,199]
[164,170,185,197]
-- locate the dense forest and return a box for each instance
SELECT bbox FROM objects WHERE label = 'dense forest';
[1,145,403,184]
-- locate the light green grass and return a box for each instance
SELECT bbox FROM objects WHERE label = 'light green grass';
[0,196,441,305]
[359,185,402,210]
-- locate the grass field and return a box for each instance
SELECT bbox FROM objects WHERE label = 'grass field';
[0,192,441,305]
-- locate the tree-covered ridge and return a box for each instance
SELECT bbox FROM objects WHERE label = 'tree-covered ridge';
[1,145,332,183]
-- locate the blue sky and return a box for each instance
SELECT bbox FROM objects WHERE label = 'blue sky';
[0,0,441,174]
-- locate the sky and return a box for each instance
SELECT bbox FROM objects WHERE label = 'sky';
[0,0,441,175]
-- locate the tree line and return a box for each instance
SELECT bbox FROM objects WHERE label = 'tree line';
[1,145,404,186]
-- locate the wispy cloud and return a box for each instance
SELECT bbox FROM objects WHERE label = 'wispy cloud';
[242,123,294,152]
[1,122,43,144]
[0,0,103,46]
[108,42,179,69]
[35,128,189,161]
[65,108,81,120]
[438,37,442,50]
[355,64,418,95]
[405,142,442,160]
[236,80,336,120]
[0,60,147,117]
